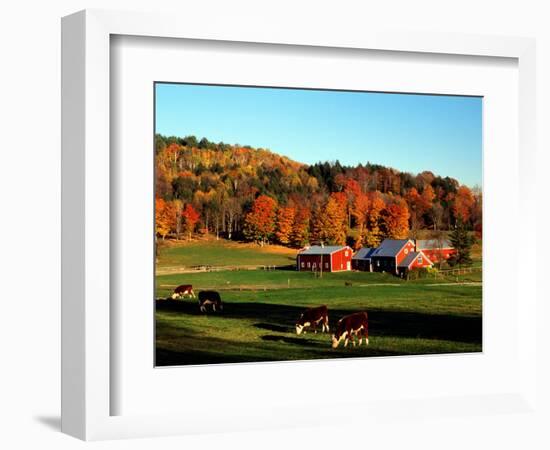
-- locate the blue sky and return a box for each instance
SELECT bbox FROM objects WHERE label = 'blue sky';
[155,83,482,187]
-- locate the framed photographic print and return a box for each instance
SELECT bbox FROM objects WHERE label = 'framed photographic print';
[153,83,483,366]
[61,9,537,441]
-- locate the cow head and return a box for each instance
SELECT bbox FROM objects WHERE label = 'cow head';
[171,293,179,300]
[331,331,347,348]
[295,313,304,335]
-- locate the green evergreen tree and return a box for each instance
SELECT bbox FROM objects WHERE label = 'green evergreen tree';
[448,221,473,266]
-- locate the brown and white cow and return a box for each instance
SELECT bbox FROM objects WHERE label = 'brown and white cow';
[331,312,369,348]
[198,290,223,313]
[296,305,329,335]
[171,284,195,299]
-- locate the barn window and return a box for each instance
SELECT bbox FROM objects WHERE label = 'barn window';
[418,256,423,264]
[307,262,311,268]
[404,248,409,255]
[312,263,316,269]
[345,251,348,257]
[325,262,329,269]
[301,262,305,268]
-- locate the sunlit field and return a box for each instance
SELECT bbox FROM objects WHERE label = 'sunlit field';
[155,240,482,366]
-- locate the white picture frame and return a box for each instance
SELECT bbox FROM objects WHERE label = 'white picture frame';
[61,9,537,441]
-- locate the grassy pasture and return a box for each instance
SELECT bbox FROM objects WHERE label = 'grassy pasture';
[155,239,482,366]
[157,239,297,270]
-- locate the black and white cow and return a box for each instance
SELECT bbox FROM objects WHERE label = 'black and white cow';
[171,284,195,299]
[198,290,223,313]
[331,312,369,348]
[295,305,329,335]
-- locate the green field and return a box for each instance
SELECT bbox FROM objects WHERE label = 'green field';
[157,239,297,270]
[155,240,482,366]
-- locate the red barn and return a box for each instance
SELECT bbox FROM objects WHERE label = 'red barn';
[297,245,353,272]
[366,239,435,276]
[369,239,416,274]
[396,250,434,276]
[415,239,456,263]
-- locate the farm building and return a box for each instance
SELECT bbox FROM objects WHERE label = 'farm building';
[351,247,376,272]
[297,245,353,272]
[396,250,434,277]
[362,239,434,276]
[415,239,456,263]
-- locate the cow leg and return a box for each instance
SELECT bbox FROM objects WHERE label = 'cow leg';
[325,317,330,333]
[212,303,216,312]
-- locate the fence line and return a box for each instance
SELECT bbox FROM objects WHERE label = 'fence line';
[437,266,482,276]
[157,264,291,275]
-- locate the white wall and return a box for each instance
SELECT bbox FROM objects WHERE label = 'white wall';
[0,1,547,448]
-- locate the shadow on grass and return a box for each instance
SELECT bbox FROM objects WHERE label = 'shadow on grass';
[276,263,299,270]
[254,322,290,333]
[155,343,410,366]
[156,348,279,366]
[260,334,323,345]
[155,298,481,366]
[156,299,481,344]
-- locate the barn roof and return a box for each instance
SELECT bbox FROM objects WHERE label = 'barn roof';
[398,251,433,268]
[298,245,349,255]
[352,247,376,260]
[370,239,411,257]
[416,239,453,250]
[398,252,421,268]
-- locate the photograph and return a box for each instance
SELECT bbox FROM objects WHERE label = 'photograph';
[154,83,483,366]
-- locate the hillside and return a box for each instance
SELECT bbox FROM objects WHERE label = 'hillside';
[155,134,482,249]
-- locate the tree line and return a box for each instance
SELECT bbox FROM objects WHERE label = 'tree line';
[155,134,482,249]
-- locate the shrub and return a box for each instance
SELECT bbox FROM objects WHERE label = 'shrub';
[407,267,437,280]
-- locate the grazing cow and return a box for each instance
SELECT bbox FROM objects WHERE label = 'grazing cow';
[296,305,329,335]
[198,290,223,313]
[171,284,195,299]
[331,312,369,348]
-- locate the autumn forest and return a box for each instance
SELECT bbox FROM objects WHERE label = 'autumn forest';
[155,134,482,249]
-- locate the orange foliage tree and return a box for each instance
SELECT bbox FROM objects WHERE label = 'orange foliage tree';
[291,206,311,248]
[452,185,475,223]
[155,198,176,240]
[181,203,200,240]
[363,191,385,247]
[421,184,436,209]
[275,206,296,245]
[382,195,410,239]
[351,192,370,249]
[243,195,278,246]
[312,193,347,245]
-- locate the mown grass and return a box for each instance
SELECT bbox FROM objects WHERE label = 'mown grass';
[157,239,297,268]
[155,239,482,366]
[156,277,482,365]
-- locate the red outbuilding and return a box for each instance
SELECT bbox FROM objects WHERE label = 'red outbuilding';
[297,245,353,272]
[396,250,434,276]
[415,239,456,263]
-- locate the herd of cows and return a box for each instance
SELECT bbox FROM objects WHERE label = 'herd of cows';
[168,284,369,349]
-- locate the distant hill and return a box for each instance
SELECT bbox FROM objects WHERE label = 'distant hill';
[155,134,481,248]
